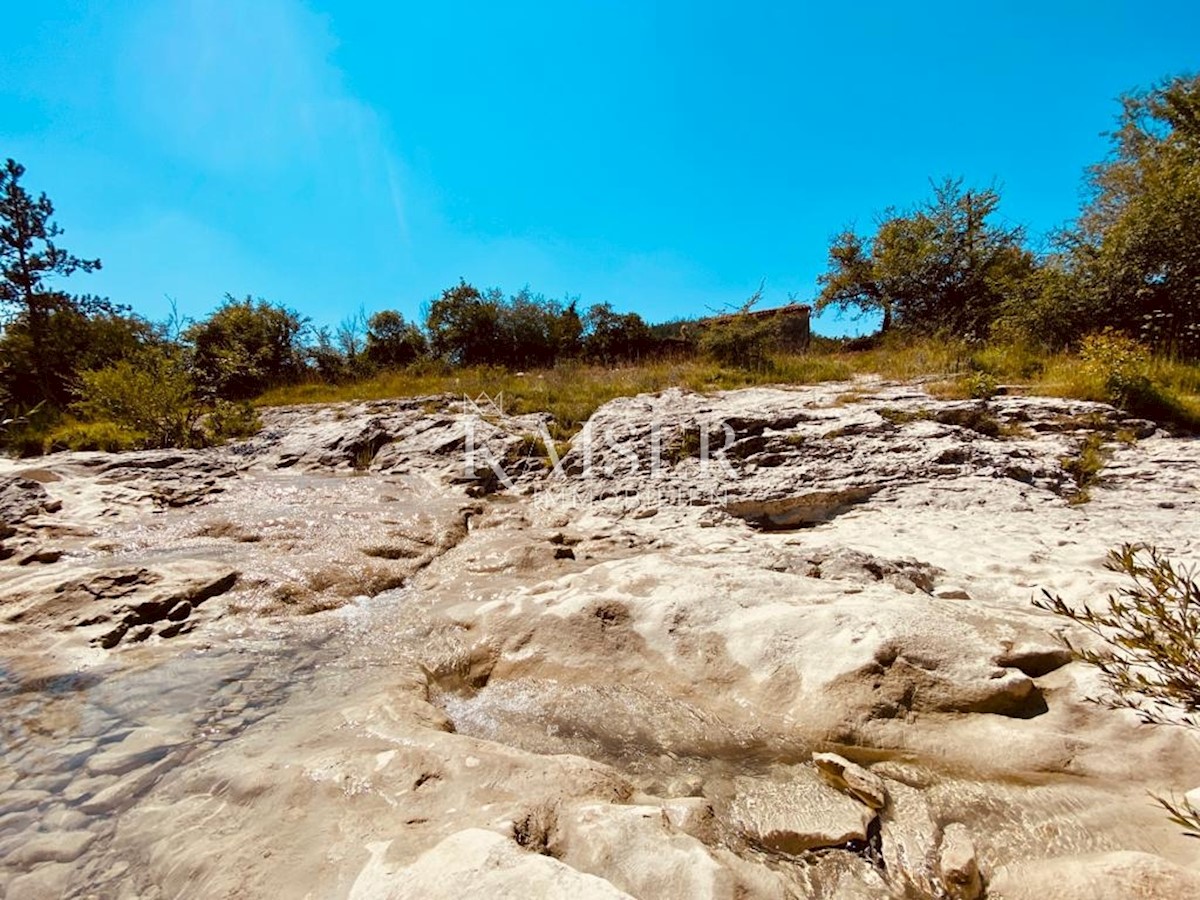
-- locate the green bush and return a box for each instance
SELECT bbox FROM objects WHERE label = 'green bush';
[184,295,309,400]
[1060,432,1110,504]
[699,315,780,371]
[73,351,202,449]
[204,400,261,444]
[366,310,427,368]
[1079,329,1152,405]
[964,371,999,399]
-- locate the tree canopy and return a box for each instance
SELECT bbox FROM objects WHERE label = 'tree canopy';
[1075,73,1200,355]
[0,158,107,401]
[815,179,1034,338]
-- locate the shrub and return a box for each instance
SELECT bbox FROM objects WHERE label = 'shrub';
[366,310,427,368]
[204,400,261,444]
[699,314,779,371]
[964,371,999,399]
[1079,329,1152,406]
[185,295,309,400]
[1035,544,1200,836]
[425,281,501,366]
[934,405,1002,437]
[73,350,202,449]
[582,302,654,363]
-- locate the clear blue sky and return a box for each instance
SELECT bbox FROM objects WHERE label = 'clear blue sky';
[2,1,1197,336]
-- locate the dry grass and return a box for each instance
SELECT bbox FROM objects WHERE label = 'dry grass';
[255,338,1200,434]
[256,357,851,435]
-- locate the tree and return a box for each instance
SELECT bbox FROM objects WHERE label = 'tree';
[1075,73,1200,355]
[366,310,426,368]
[497,288,578,368]
[0,158,104,401]
[0,307,160,408]
[425,280,500,365]
[582,303,653,362]
[337,306,369,366]
[550,299,585,359]
[184,295,309,399]
[815,180,1035,338]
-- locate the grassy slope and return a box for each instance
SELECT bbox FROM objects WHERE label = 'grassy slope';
[256,338,1200,435]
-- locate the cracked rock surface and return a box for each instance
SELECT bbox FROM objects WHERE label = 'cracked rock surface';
[1,381,1199,898]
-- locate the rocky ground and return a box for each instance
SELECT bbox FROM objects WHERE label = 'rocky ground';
[1,379,1199,899]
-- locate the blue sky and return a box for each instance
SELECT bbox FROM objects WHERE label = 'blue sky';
[2,1,1197,336]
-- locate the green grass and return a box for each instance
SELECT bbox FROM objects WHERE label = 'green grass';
[1061,432,1111,504]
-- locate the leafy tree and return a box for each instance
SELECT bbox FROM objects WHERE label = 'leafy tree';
[549,298,584,360]
[582,303,653,362]
[425,280,500,365]
[366,310,427,368]
[0,158,106,401]
[497,288,584,368]
[336,307,369,367]
[1074,73,1200,355]
[308,326,351,383]
[0,307,159,408]
[816,179,1035,338]
[995,253,1095,350]
[184,295,309,399]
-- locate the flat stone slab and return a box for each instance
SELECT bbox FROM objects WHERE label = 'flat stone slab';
[729,767,876,854]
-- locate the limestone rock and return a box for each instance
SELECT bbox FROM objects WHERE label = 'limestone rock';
[988,851,1200,899]
[2,561,237,648]
[938,822,982,900]
[1,384,1199,899]
[659,797,718,843]
[933,585,971,600]
[729,768,876,854]
[348,829,634,899]
[5,829,96,866]
[0,790,49,813]
[812,752,888,809]
[0,476,60,534]
[878,779,940,897]
[85,724,187,777]
[6,862,76,900]
[556,802,736,900]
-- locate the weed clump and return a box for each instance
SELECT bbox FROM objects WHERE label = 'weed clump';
[933,406,1002,438]
[1060,432,1110,503]
[965,371,999,400]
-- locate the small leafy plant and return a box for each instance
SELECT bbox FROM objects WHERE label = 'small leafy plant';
[1079,329,1151,406]
[1034,543,1200,836]
[965,371,999,400]
[1060,432,1110,503]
